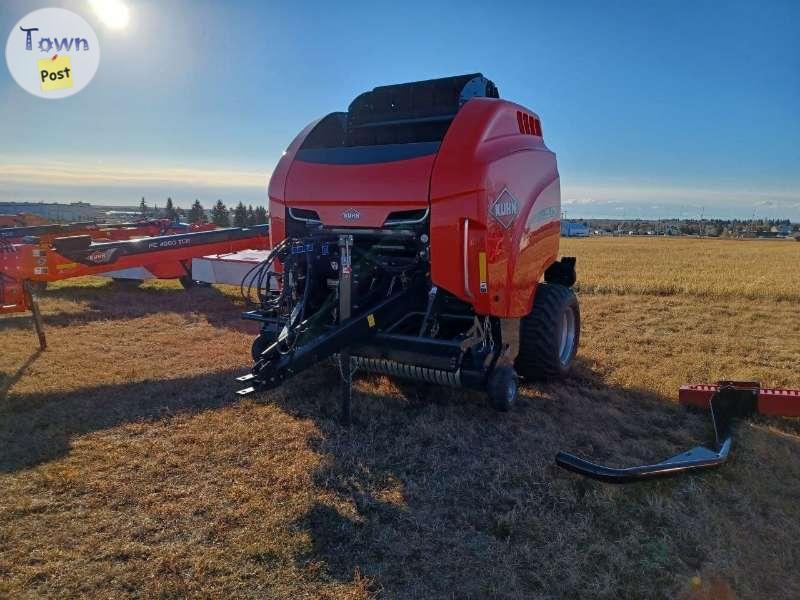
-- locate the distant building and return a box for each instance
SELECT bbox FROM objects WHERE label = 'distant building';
[561,221,590,237]
[0,202,103,223]
[771,224,793,236]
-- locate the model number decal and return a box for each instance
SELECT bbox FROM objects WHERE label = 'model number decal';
[148,237,191,249]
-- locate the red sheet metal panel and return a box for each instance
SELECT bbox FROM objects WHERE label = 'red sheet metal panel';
[679,382,800,417]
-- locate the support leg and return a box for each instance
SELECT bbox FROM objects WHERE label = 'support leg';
[338,234,354,425]
[23,281,46,350]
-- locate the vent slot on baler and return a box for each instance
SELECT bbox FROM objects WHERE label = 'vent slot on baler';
[298,73,499,154]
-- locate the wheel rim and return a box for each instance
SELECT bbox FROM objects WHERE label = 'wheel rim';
[503,375,517,407]
[558,306,577,366]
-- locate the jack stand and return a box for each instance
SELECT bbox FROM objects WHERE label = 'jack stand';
[338,234,354,425]
[23,281,46,350]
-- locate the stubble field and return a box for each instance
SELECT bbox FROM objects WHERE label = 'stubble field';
[1,236,798,599]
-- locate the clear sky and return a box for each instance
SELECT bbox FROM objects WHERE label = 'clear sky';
[1,0,799,219]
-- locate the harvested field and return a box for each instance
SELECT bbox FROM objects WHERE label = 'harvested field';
[1,237,799,599]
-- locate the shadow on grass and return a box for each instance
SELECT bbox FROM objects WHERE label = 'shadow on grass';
[0,369,241,474]
[0,357,756,597]
[0,281,255,334]
[264,360,720,598]
[0,348,42,400]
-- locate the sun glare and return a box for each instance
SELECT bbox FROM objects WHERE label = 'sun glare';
[89,0,130,30]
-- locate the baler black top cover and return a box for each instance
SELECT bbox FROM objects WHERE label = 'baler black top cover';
[299,73,499,152]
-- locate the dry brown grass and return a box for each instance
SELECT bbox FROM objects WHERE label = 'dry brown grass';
[562,236,800,302]
[1,238,798,599]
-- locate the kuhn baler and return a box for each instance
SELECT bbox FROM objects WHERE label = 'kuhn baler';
[238,74,579,418]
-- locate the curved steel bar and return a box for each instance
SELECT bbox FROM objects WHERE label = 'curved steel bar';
[555,438,732,484]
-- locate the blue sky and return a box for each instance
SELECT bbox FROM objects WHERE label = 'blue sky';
[1,0,799,219]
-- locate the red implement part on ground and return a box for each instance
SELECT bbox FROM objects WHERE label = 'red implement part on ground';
[680,381,800,417]
[1,224,269,316]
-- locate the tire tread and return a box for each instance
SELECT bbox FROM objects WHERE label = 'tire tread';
[515,283,579,379]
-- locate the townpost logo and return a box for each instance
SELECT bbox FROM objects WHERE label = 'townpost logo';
[5,8,100,99]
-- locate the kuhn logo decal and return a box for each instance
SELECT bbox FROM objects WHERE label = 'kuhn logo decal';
[87,250,109,264]
[490,189,520,229]
[342,208,361,221]
[85,248,118,265]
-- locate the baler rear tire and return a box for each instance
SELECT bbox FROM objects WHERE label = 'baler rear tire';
[515,283,580,380]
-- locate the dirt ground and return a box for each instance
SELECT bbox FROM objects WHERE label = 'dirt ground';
[1,237,798,599]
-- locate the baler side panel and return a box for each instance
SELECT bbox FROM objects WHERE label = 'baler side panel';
[513,177,560,315]
[267,119,321,248]
[485,154,560,316]
[430,98,561,318]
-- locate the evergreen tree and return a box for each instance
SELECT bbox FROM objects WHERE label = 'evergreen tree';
[164,197,178,221]
[246,205,257,226]
[139,197,148,217]
[233,201,247,227]
[211,199,230,226]
[188,199,206,224]
[254,206,268,224]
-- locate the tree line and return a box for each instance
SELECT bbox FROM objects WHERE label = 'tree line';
[138,197,268,227]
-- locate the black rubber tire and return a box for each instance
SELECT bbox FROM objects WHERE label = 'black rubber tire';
[111,278,142,289]
[515,283,580,380]
[487,364,518,412]
[178,275,212,289]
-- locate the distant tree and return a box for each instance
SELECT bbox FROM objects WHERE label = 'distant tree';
[139,197,148,217]
[233,201,247,227]
[246,205,257,226]
[188,199,206,224]
[164,197,178,221]
[254,206,268,224]
[211,199,230,227]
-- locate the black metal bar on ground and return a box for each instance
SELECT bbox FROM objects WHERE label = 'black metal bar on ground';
[555,439,732,484]
[555,386,757,484]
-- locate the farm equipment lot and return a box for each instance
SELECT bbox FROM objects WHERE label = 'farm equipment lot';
[1,237,798,599]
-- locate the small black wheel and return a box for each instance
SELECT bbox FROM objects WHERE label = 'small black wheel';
[515,283,580,380]
[487,364,518,412]
[111,278,142,289]
[178,275,210,289]
[251,334,272,362]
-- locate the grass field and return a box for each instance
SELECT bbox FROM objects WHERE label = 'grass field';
[1,237,799,599]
